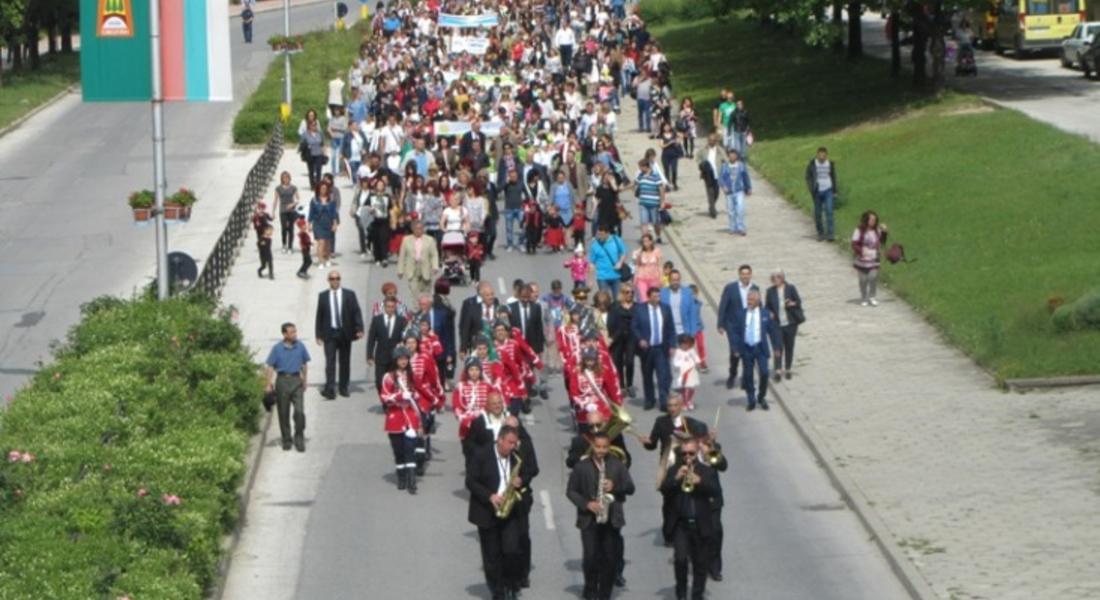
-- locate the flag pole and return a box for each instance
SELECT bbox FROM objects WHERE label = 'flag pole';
[284,0,292,110]
[149,0,169,300]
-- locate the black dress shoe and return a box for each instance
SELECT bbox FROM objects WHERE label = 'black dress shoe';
[294,433,305,452]
[519,577,530,589]
[321,388,336,400]
[281,440,292,451]
[760,399,770,411]
[615,575,626,587]
[746,403,757,412]
[725,376,735,389]
[785,371,792,380]
[643,402,655,411]
[338,388,350,397]
[710,572,723,582]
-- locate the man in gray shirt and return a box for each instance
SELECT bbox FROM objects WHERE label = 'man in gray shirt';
[804,146,838,241]
[634,72,653,133]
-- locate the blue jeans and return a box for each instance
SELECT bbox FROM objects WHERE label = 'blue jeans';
[597,278,621,298]
[640,345,672,409]
[740,342,770,406]
[731,131,748,159]
[636,99,651,132]
[726,191,745,233]
[813,189,835,239]
[504,207,523,248]
[330,138,344,175]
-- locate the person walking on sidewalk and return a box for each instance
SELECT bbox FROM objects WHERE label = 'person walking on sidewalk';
[308,181,339,268]
[632,233,662,301]
[296,218,313,279]
[730,290,779,411]
[696,134,728,220]
[632,287,674,411]
[315,271,365,399]
[805,147,838,242]
[264,322,311,452]
[634,71,653,133]
[714,89,736,150]
[718,148,752,236]
[257,225,275,280]
[301,112,326,190]
[589,226,628,299]
[717,264,759,390]
[764,270,804,381]
[728,99,751,159]
[273,171,301,253]
[241,5,254,43]
[634,160,665,242]
[852,210,888,307]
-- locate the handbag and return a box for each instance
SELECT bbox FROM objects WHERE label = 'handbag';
[297,138,310,163]
[658,208,672,225]
[596,237,633,282]
[886,243,913,264]
[746,130,755,147]
[262,390,277,412]
[788,306,806,325]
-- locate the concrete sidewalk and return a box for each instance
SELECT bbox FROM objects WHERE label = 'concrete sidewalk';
[624,98,1100,599]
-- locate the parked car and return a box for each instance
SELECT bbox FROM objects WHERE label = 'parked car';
[1082,31,1100,78]
[1061,22,1100,68]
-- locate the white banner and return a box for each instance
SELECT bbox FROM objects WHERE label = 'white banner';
[449,36,490,55]
[432,120,504,137]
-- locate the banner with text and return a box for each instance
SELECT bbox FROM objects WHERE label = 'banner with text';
[449,36,490,55]
[438,12,499,28]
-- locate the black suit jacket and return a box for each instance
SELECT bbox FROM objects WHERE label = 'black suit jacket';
[717,282,760,334]
[566,433,632,470]
[631,301,676,353]
[659,460,720,538]
[465,413,502,456]
[509,301,546,353]
[459,296,500,353]
[566,455,635,529]
[465,436,538,527]
[643,414,708,460]
[366,313,407,367]
[764,283,804,326]
[315,288,365,341]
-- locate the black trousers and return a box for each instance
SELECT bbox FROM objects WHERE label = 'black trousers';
[673,522,711,600]
[258,247,273,276]
[524,225,541,253]
[581,523,619,600]
[369,220,390,263]
[323,336,352,393]
[484,215,498,257]
[703,178,719,218]
[279,211,297,249]
[610,337,636,389]
[709,509,724,577]
[373,358,389,393]
[478,518,524,597]
[354,216,369,254]
[307,155,324,189]
[388,432,417,469]
[298,248,312,276]
[774,323,798,371]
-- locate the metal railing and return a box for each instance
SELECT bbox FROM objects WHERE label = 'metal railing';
[194,123,284,299]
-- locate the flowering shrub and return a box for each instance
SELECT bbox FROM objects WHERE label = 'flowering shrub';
[0,296,263,599]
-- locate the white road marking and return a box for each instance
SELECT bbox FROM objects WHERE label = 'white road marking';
[538,489,556,530]
[498,276,507,296]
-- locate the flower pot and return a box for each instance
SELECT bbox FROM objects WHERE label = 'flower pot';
[132,208,152,222]
[163,203,183,221]
[178,205,192,221]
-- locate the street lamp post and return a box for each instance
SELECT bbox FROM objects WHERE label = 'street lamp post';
[149,0,169,300]
[284,0,292,111]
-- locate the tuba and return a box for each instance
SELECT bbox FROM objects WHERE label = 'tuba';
[583,369,634,442]
[495,454,524,519]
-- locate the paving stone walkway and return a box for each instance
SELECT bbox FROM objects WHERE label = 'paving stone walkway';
[613,100,1100,600]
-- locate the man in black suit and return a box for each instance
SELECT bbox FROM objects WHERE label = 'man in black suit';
[465,391,508,458]
[699,435,728,582]
[366,296,408,392]
[716,264,759,390]
[566,432,636,600]
[631,287,676,411]
[509,283,546,354]
[314,270,365,399]
[459,281,501,355]
[466,425,531,600]
[640,394,708,546]
[659,437,721,600]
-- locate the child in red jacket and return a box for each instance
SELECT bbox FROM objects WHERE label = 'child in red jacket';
[296,217,312,278]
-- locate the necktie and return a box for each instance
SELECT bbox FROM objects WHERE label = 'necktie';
[429,310,435,331]
[521,304,528,337]
[747,310,756,346]
[386,315,393,337]
[484,303,491,322]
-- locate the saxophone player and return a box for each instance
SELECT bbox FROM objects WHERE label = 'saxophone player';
[566,432,635,600]
[659,438,720,600]
[465,425,528,600]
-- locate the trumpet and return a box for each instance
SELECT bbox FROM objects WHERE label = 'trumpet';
[705,445,724,467]
[681,460,696,494]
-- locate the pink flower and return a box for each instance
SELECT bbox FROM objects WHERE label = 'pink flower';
[161,493,182,506]
[52,372,61,380]
[19,452,33,464]
[7,450,20,463]
[136,488,148,498]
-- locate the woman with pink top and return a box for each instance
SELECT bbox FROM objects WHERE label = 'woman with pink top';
[632,233,662,300]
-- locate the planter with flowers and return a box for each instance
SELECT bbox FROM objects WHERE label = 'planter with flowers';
[165,187,197,222]
[129,190,155,223]
[267,34,304,53]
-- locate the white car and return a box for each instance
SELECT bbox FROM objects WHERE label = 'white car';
[1062,22,1100,69]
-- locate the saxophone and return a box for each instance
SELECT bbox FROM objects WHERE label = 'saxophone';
[495,454,524,519]
[595,458,614,525]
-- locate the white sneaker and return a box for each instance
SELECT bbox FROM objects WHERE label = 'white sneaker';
[318,263,326,270]
[869,298,879,307]
[860,300,870,307]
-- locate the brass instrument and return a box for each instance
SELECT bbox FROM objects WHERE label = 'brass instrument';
[389,198,402,230]
[681,460,696,493]
[583,369,634,443]
[495,454,524,519]
[705,445,724,467]
[595,458,614,525]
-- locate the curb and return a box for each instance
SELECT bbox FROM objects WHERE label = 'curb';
[212,407,273,600]
[663,224,939,600]
[232,0,333,18]
[1005,374,1100,392]
[0,83,78,141]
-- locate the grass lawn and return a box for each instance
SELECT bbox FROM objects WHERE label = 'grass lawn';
[649,16,1100,379]
[0,53,79,131]
[233,24,367,145]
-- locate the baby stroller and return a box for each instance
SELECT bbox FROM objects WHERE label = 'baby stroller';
[440,230,470,286]
[955,44,977,76]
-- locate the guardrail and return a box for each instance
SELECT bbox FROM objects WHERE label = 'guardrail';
[194,122,284,299]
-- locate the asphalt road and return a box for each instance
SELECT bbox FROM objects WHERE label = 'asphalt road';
[861,14,1100,143]
[0,3,342,400]
[220,155,907,599]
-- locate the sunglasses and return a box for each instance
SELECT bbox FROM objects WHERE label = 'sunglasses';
[328,276,341,281]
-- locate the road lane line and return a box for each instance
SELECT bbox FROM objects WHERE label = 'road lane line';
[498,276,507,296]
[538,489,556,530]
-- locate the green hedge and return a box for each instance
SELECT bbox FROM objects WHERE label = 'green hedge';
[0,295,262,599]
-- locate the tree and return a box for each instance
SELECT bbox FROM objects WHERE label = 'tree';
[847,1,863,57]
[0,0,26,85]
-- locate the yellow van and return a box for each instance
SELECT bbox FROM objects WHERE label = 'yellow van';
[995,0,1088,55]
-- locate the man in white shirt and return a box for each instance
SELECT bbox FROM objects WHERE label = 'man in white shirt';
[734,290,776,411]
[717,264,758,390]
[555,22,577,68]
[697,133,728,219]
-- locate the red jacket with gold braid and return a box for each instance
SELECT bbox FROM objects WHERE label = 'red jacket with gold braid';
[422,330,444,358]
[411,349,445,412]
[452,378,495,440]
[509,326,543,384]
[567,366,623,425]
[490,339,527,398]
[380,370,428,433]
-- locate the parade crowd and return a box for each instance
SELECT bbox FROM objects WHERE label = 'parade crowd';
[251,1,900,599]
